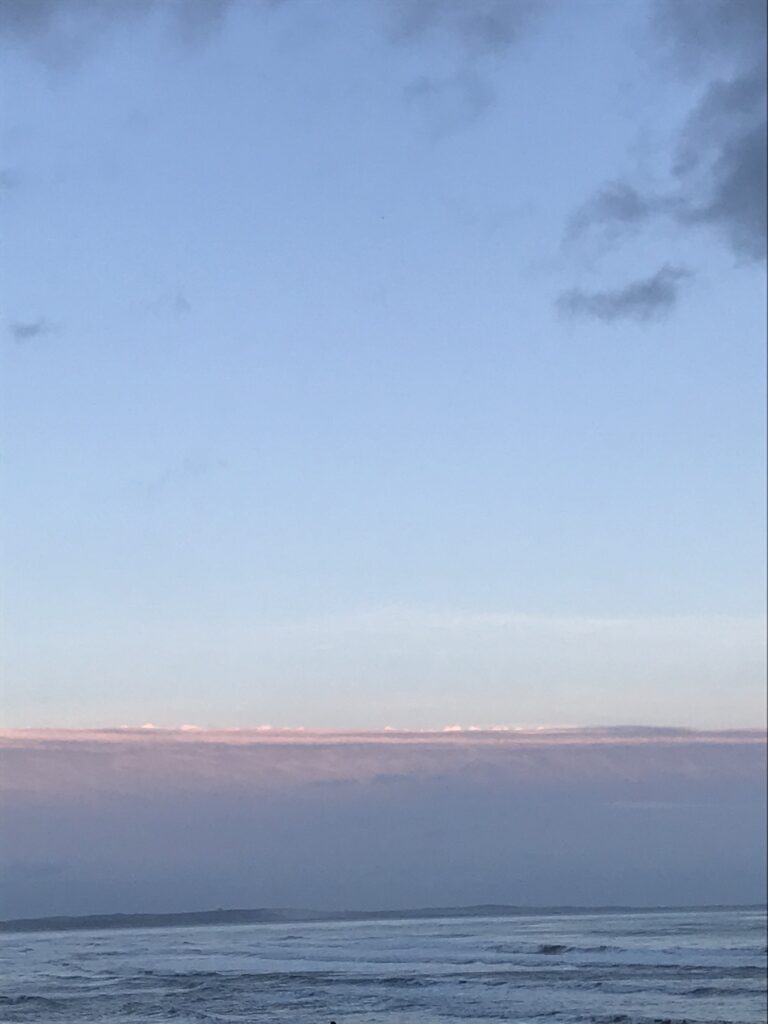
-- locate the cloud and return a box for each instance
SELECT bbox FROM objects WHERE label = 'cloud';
[2,725,763,797]
[387,0,542,56]
[673,69,767,261]
[1,727,764,917]
[386,0,547,131]
[403,69,494,136]
[7,318,57,343]
[168,0,234,47]
[562,0,766,321]
[0,169,21,191]
[557,265,691,323]
[654,0,767,77]
[141,453,226,498]
[566,182,672,242]
[144,290,192,317]
[0,0,236,68]
[569,0,766,266]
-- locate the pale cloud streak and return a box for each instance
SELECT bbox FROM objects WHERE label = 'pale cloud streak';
[2,726,763,798]
[4,608,764,731]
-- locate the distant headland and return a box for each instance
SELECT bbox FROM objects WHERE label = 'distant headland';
[1,904,760,934]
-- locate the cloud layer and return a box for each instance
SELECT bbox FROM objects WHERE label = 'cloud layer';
[2,728,764,918]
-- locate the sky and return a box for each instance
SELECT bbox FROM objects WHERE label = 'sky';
[1,0,766,732]
[2,726,766,916]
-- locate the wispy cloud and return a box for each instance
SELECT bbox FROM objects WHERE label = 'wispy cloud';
[557,265,691,323]
[386,0,548,132]
[1,726,764,799]
[141,453,227,498]
[7,318,57,343]
[144,290,192,318]
[386,0,543,55]
[0,169,21,191]
[0,0,237,69]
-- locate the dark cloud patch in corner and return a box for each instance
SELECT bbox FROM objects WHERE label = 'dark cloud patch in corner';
[569,0,767,266]
[673,69,767,262]
[655,0,766,77]
[562,0,766,323]
[558,266,691,324]
[7,318,57,343]
[0,0,237,68]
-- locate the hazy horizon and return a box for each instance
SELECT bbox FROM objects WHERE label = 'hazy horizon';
[2,726,765,919]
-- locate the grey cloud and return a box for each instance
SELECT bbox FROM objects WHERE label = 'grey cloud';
[573,65,767,263]
[654,0,767,75]
[388,0,547,131]
[7,318,56,343]
[567,182,670,241]
[557,265,691,323]
[565,0,766,316]
[145,290,192,317]
[142,453,227,499]
[387,0,542,56]
[172,0,233,46]
[173,291,191,315]
[674,69,767,261]
[403,69,494,136]
[0,169,21,191]
[0,0,236,67]
[0,0,61,38]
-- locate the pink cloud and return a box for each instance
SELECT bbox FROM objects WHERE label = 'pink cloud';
[1,727,763,799]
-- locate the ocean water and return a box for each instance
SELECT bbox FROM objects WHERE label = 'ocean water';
[1,908,765,1024]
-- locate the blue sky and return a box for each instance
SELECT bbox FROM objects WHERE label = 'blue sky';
[2,0,766,729]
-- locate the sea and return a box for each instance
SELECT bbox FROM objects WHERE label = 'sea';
[1,908,766,1024]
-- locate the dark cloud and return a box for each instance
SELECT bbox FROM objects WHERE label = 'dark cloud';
[673,69,767,261]
[557,265,691,324]
[569,0,767,266]
[0,0,236,67]
[7,319,56,343]
[654,0,767,75]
